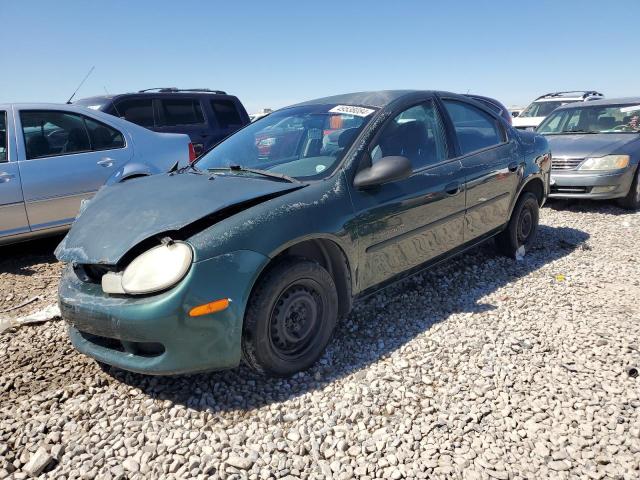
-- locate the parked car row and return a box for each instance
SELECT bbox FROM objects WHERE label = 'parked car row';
[2,84,637,379]
[512,90,604,130]
[74,88,250,155]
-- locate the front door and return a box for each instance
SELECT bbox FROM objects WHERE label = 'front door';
[348,100,466,292]
[0,108,30,238]
[16,109,132,231]
[441,99,520,239]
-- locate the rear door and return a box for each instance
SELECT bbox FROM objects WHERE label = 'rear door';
[441,98,520,239]
[16,109,132,231]
[0,107,30,238]
[348,99,466,291]
[155,97,208,154]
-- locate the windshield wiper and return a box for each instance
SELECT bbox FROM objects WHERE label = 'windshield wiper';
[563,129,599,134]
[207,165,299,183]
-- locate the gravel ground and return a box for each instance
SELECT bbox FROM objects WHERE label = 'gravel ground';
[1,201,639,479]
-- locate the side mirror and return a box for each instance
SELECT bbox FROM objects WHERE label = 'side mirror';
[353,155,412,189]
[511,111,520,118]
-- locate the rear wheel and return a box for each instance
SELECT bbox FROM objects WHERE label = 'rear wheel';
[241,258,339,377]
[495,192,539,258]
[617,167,640,210]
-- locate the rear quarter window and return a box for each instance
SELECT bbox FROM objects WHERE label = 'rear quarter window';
[210,99,243,129]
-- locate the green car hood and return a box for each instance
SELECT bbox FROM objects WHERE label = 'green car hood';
[55,172,304,265]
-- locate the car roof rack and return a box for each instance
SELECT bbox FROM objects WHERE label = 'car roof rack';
[137,87,227,94]
[535,91,604,101]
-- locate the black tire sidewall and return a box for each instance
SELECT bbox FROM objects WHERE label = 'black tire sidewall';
[621,167,640,210]
[499,192,540,257]
[242,259,338,376]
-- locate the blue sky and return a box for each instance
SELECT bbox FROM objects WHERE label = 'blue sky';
[1,0,639,113]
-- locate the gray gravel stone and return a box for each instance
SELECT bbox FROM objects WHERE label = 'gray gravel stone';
[2,203,639,479]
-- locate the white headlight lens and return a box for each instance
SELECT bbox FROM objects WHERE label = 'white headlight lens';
[579,155,630,171]
[119,242,192,294]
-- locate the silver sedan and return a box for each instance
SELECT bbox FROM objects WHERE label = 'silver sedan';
[0,103,193,245]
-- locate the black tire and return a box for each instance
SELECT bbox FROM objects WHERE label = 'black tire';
[495,192,539,258]
[241,258,339,377]
[617,167,640,210]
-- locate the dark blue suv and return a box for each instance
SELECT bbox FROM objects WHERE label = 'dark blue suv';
[75,88,250,156]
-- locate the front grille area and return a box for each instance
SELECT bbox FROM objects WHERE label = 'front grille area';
[78,331,165,357]
[74,264,115,284]
[552,157,584,171]
[551,185,591,194]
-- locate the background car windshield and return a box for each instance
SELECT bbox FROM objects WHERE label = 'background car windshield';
[195,105,375,179]
[538,104,640,134]
[519,100,572,118]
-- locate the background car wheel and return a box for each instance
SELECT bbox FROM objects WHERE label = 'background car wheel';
[617,168,640,210]
[242,258,339,377]
[495,192,539,258]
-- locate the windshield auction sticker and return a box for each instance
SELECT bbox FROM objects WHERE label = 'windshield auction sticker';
[329,105,376,117]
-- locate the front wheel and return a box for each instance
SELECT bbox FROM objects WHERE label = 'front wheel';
[617,167,640,210]
[495,192,540,258]
[241,258,339,377]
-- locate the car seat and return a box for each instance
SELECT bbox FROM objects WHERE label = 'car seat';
[62,128,90,153]
[381,121,432,168]
[26,135,51,159]
[598,116,615,130]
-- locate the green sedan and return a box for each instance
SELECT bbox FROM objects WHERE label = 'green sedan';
[56,90,551,376]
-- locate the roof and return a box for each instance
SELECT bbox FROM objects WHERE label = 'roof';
[554,97,640,110]
[0,102,95,109]
[291,90,431,108]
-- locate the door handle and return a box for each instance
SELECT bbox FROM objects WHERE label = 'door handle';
[0,172,15,183]
[444,182,460,196]
[97,158,114,167]
[508,162,519,172]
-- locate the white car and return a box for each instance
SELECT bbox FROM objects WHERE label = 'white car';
[513,91,604,131]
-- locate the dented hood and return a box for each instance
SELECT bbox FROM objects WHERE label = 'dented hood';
[55,172,303,265]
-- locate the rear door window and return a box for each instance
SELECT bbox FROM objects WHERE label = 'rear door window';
[113,99,155,127]
[21,111,91,159]
[0,111,7,162]
[210,99,243,129]
[160,99,205,126]
[20,110,125,159]
[443,100,505,155]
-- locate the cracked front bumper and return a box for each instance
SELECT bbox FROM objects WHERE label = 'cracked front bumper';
[59,250,269,375]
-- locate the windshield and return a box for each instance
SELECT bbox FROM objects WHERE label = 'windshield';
[538,104,640,134]
[519,100,575,118]
[195,104,376,179]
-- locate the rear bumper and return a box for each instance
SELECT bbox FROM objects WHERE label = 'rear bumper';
[549,168,635,199]
[59,249,269,375]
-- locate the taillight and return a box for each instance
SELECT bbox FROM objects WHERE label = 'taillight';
[188,143,197,163]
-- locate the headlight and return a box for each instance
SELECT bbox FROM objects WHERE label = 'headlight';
[579,155,630,171]
[102,242,192,295]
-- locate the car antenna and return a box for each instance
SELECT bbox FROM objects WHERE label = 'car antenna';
[66,66,95,104]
